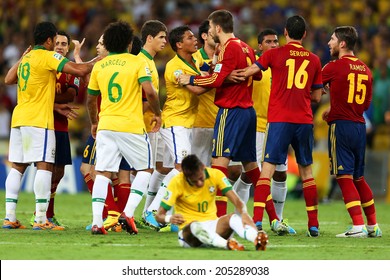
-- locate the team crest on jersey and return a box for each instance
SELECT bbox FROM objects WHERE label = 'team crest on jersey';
[74,77,80,87]
[181,150,188,158]
[214,63,222,73]
[53,52,63,61]
[145,67,151,76]
[163,189,172,201]
[173,69,183,79]
[209,186,215,193]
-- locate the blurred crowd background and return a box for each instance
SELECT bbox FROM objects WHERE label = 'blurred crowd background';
[1,0,390,155]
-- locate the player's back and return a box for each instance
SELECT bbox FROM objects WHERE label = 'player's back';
[90,53,147,134]
[12,48,65,129]
[257,43,322,124]
[323,55,372,123]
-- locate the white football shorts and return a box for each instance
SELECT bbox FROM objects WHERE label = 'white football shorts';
[9,127,55,164]
[95,130,153,172]
[160,126,191,166]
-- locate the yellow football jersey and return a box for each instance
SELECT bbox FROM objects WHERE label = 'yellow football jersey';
[11,46,68,129]
[192,48,218,128]
[139,49,160,133]
[161,167,233,229]
[252,65,272,132]
[162,54,202,128]
[88,52,152,134]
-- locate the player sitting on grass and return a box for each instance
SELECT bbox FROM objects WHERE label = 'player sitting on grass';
[155,154,268,251]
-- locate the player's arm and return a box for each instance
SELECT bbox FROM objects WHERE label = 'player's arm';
[156,205,185,226]
[62,57,100,77]
[72,38,85,63]
[141,81,162,132]
[184,84,211,95]
[54,103,79,120]
[86,93,99,139]
[311,88,322,104]
[4,45,32,85]
[55,87,77,104]
[225,189,256,228]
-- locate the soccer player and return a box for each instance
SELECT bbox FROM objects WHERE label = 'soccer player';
[322,26,382,238]
[77,34,124,232]
[231,29,296,234]
[191,20,219,168]
[238,15,323,237]
[3,21,96,230]
[29,31,80,228]
[143,25,209,229]
[155,154,268,251]
[87,21,161,235]
[178,10,286,234]
[122,20,168,226]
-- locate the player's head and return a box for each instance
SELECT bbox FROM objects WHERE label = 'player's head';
[198,20,215,49]
[169,25,196,53]
[333,26,358,51]
[103,20,134,53]
[33,21,57,48]
[130,35,142,55]
[96,34,108,58]
[182,155,206,188]
[55,30,71,56]
[141,20,167,51]
[285,15,307,40]
[257,28,279,53]
[208,10,234,44]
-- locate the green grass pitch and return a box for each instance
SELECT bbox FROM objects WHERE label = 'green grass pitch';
[0,190,389,260]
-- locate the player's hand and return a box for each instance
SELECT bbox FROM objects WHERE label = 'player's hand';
[322,107,330,121]
[91,123,98,139]
[178,74,191,86]
[72,38,85,61]
[226,69,246,83]
[241,212,256,228]
[150,115,162,132]
[22,45,32,57]
[54,103,79,120]
[170,213,185,225]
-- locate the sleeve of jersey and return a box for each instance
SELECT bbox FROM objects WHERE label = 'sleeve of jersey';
[87,66,100,96]
[321,61,334,86]
[311,56,323,89]
[255,51,270,71]
[160,183,178,211]
[138,58,152,84]
[69,76,80,95]
[47,51,69,72]
[190,47,236,88]
[214,169,233,195]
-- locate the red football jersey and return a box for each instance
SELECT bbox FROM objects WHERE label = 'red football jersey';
[256,42,323,124]
[54,73,79,131]
[193,38,257,109]
[322,55,372,123]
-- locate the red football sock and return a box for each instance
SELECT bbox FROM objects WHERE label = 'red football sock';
[337,176,364,225]
[253,177,271,224]
[302,178,319,228]
[116,183,131,213]
[245,167,260,186]
[84,173,94,194]
[354,177,377,225]
[105,182,120,216]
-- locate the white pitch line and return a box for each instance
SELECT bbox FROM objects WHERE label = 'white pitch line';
[0,242,145,247]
